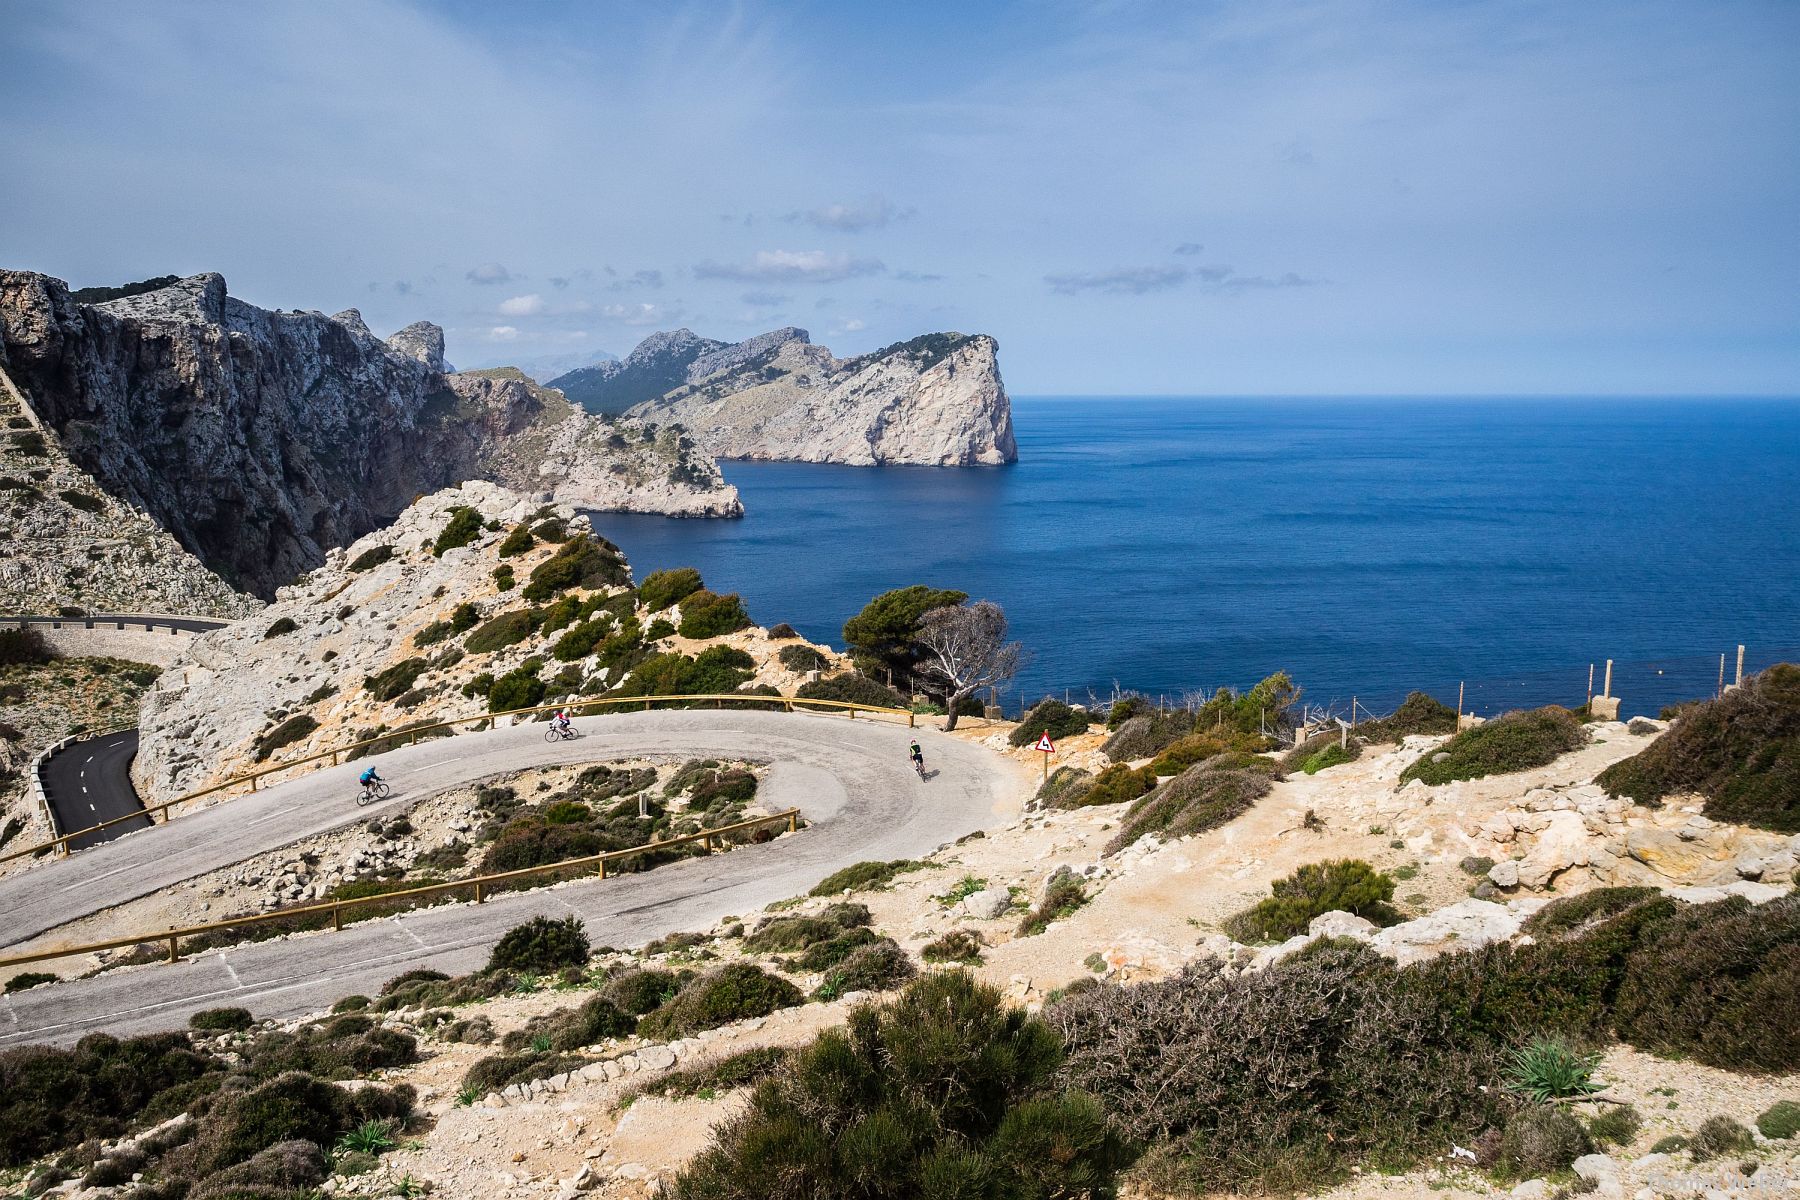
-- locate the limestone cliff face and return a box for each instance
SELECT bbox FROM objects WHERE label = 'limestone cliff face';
[553,328,1017,466]
[0,271,739,599]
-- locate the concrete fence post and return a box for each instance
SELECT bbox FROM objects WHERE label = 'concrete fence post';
[1737,645,1746,687]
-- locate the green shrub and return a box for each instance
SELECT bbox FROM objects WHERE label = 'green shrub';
[777,643,829,673]
[922,930,986,964]
[745,903,872,954]
[1017,875,1087,936]
[674,970,1123,1198]
[532,517,570,542]
[1063,765,1151,811]
[1223,859,1401,942]
[1101,711,1194,761]
[1009,697,1092,747]
[1691,1115,1755,1160]
[263,617,298,639]
[487,916,590,973]
[1148,731,1240,776]
[626,1046,790,1101]
[551,617,611,661]
[1505,1036,1603,1102]
[1587,1103,1642,1148]
[0,1032,218,1166]
[1522,887,1663,939]
[1611,893,1800,1071]
[815,939,917,998]
[348,544,394,572]
[502,995,635,1051]
[332,995,370,1013]
[190,1007,255,1032]
[254,713,319,761]
[1649,1135,1689,1154]
[603,969,684,1015]
[1034,765,1095,809]
[1597,663,1800,832]
[1104,761,1273,855]
[795,671,908,709]
[462,1051,589,1097]
[0,626,57,666]
[1356,691,1459,741]
[1301,740,1361,775]
[639,567,704,611]
[465,609,535,653]
[1499,1104,1592,1178]
[1400,706,1587,785]
[413,619,452,647]
[678,589,751,638]
[1756,1100,1800,1140]
[522,534,629,600]
[4,971,56,993]
[235,1019,418,1081]
[488,666,546,713]
[498,523,535,557]
[363,657,427,702]
[493,564,516,590]
[646,617,675,640]
[641,963,804,1039]
[187,1137,329,1198]
[809,859,925,896]
[432,506,484,555]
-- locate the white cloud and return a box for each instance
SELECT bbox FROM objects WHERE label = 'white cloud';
[841,317,866,332]
[693,249,885,284]
[601,302,673,327]
[466,263,515,285]
[790,194,910,232]
[485,325,519,341]
[498,293,544,316]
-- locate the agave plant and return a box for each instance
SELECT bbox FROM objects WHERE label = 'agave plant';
[1505,1036,1604,1102]
[334,1118,398,1156]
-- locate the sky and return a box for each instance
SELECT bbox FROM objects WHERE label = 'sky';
[2,1,1796,395]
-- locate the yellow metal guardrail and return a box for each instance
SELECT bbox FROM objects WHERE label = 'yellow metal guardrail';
[1,693,911,865]
[0,807,801,972]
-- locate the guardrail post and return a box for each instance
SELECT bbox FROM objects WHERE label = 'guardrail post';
[251,775,258,791]
[166,934,179,963]
[59,838,70,857]
[787,812,798,834]
[473,880,485,903]
[704,834,715,854]
[908,711,915,728]
[332,902,343,932]
[848,707,855,720]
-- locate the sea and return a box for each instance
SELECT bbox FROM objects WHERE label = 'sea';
[589,397,1800,721]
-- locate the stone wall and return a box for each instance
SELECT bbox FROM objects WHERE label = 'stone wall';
[0,616,225,667]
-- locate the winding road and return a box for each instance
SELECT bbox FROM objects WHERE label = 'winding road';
[40,729,150,852]
[0,709,1019,1046]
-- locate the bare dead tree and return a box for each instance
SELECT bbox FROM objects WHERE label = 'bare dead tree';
[913,600,1028,731]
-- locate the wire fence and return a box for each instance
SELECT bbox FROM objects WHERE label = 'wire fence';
[1008,643,1800,728]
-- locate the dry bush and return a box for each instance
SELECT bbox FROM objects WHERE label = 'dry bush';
[1104,761,1273,855]
[1598,663,1800,832]
[1400,707,1587,785]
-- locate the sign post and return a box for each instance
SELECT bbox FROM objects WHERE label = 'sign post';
[1034,731,1055,782]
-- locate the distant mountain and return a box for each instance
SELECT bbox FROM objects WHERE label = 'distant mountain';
[549,326,1016,466]
[485,348,620,385]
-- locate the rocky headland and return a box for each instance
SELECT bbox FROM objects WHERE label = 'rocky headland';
[550,326,1017,466]
[0,272,741,602]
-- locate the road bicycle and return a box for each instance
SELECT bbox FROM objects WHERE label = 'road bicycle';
[912,755,926,781]
[545,722,578,743]
[356,779,392,807]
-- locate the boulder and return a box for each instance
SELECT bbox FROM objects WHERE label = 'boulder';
[1625,828,1714,879]
[1369,899,1521,966]
[1574,1154,1620,1182]
[1516,810,1593,889]
[960,888,1012,920]
[1488,860,1521,889]
[1307,911,1378,939]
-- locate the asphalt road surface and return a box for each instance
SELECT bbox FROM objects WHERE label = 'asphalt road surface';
[0,709,1017,1046]
[39,730,151,852]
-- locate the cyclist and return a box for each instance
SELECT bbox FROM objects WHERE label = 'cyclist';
[360,767,384,790]
[909,739,925,778]
[551,708,573,737]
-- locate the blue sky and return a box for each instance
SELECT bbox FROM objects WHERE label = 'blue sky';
[2,1,1795,394]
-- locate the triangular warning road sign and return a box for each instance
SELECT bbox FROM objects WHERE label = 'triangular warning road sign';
[1034,731,1055,753]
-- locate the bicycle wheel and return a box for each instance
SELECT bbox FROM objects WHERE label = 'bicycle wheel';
[375,781,392,799]
[545,727,559,743]
[356,790,371,807]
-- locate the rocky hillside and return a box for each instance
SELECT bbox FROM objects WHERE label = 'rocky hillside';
[550,327,1017,466]
[0,357,257,617]
[134,482,841,801]
[0,272,740,600]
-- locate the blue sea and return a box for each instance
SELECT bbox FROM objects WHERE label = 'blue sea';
[590,397,1800,720]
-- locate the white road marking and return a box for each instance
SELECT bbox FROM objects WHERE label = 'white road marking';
[85,755,93,764]
[81,786,88,794]
[80,770,85,778]
[246,806,296,827]
[59,860,138,891]
[220,958,242,987]
[88,803,95,812]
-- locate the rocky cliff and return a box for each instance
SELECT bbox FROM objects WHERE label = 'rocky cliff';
[551,328,1017,466]
[0,356,257,617]
[0,271,740,600]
